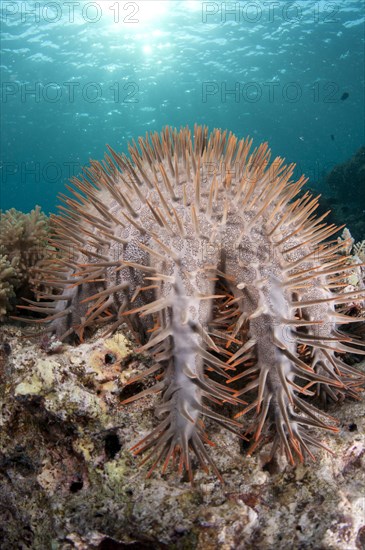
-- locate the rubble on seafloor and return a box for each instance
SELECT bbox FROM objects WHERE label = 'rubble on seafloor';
[0,321,364,550]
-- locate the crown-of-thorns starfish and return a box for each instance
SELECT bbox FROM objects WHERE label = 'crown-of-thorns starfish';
[18,125,365,481]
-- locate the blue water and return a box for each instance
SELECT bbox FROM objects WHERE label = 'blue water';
[1,0,364,214]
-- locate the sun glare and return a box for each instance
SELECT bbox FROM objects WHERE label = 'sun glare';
[103,1,183,56]
[185,1,202,11]
[105,1,171,31]
[142,44,153,54]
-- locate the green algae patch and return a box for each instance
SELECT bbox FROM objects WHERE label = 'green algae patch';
[15,376,44,396]
[14,358,60,396]
[104,459,128,485]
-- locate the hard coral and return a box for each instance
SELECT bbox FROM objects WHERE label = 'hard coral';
[22,125,365,480]
[354,240,365,264]
[0,206,49,315]
[0,255,18,319]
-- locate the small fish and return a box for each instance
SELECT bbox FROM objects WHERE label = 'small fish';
[340,92,349,101]
[330,134,335,141]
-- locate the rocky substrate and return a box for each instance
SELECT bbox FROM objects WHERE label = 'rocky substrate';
[0,324,364,550]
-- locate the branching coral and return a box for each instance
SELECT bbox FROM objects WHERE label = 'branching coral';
[354,240,365,264]
[0,255,19,319]
[0,206,49,316]
[337,228,365,289]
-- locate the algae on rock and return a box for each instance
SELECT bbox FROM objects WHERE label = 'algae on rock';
[0,324,364,549]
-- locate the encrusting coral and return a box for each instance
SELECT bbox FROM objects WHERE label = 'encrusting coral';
[0,206,49,316]
[17,125,365,481]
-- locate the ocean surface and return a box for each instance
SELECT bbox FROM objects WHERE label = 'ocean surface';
[1,0,364,214]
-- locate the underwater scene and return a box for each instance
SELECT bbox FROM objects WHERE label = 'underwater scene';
[1,1,365,549]
[1,0,364,219]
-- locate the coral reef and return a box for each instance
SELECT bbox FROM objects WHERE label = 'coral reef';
[0,206,49,317]
[0,255,18,319]
[0,323,364,548]
[354,241,365,264]
[336,229,365,344]
[337,228,365,310]
[326,146,365,204]
[19,125,365,481]
[324,146,365,241]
